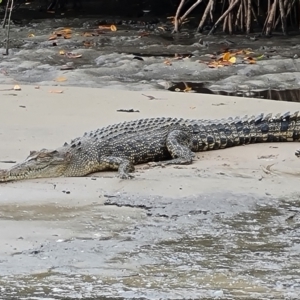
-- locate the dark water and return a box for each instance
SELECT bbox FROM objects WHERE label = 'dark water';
[170,82,300,102]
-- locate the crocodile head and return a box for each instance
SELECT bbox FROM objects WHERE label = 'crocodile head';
[0,149,71,182]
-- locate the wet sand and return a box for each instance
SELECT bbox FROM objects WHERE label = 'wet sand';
[1,85,300,299]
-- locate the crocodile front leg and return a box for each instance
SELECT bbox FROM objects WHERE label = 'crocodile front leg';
[164,129,195,165]
[99,156,135,179]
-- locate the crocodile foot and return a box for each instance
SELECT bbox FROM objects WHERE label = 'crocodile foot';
[295,149,300,158]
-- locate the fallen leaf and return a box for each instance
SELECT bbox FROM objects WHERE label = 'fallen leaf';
[190,106,196,109]
[13,85,21,91]
[55,77,67,82]
[48,35,57,40]
[164,59,172,66]
[222,52,231,61]
[256,54,264,59]
[139,31,150,37]
[49,90,64,93]
[110,25,117,31]
[157,26,166,32]
[61,28,72,34]
[59,50,65,55]
[183,82,192,92]
[28,33,35,38]
[82,32,94,37]
[34,86,40,89]
[228,56,236,63]
[63,34,72,39]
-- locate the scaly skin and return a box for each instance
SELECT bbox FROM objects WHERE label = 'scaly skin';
[1,112,300,182]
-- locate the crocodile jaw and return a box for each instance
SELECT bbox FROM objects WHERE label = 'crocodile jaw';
[0,149,71,182]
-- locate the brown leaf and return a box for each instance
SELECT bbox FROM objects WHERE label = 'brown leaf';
[82,32,94,37]
[164,59,172,66]
[222,52,231,61]
[110,25,117,31]
[139,31,150,37]
[28,33,35,38]
[63,34,72,39]
[13,85,21,91]
[59,50,65,55]
[48,35,57,40]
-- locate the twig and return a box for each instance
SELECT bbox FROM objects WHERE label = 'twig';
[246,0,251,33]
[2,0,10,28]
[208,0,241,35]
[5,0,14,55]
[179,0,203,28]
[278,0,287,34]
[197,0,214,32]
[173,0,186,33]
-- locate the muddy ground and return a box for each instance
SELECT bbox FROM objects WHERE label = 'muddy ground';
[0,12,300,300]
[0,15,300,92]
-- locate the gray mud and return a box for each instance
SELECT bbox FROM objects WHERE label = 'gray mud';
[1,191,300,299]
[1,17,300,92]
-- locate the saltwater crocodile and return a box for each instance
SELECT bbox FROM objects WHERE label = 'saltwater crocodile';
[1,112,300,182]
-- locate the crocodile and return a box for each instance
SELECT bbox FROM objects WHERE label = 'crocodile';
[1,111,300,182]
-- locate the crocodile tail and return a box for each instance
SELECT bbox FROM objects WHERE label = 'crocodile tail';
[193,111,300,151]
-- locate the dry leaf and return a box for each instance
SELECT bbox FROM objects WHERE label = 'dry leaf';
[49,90,63,93]
[59,50,65,55]
[222,52,231,61]
[139,31,150,37]
[34,86,40,89]
[110,25,117,31]
[13,85,21,91]
[256,54,264,59]
[228,56,236,63]
[48,35,57,40]
[83,32,93,37]
[61,28,72,34]
[63,34,72,39]
[55,77,67,82]
[164,59,172,66]
[28,33,35,38]
[183,82,192,92]
[157,26,166,32]
[190,106,196,109]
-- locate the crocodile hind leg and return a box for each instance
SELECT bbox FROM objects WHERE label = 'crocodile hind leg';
[295,150,300,158]
[99,156,135,179]
[163,129,195,165]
